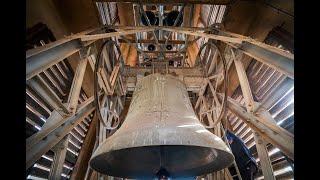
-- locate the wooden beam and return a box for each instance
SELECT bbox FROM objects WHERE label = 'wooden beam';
[162,27,294,78]
[26,98,95,169]
[123,66,204,77]
[26,40,82,80]
[234,54,288,178]
[70,113,98,180]
[26,26,102,58]
[26,26,132,80]
[226,96,294,160]
[102,46,112,72]
[26,110,64,151]
[49,135,69,180]
[228,42,294,79]
[67,57,89,114]
[118,38,185,44]
[105,25,212,31]
[207,50,218,75]
[110,64,120,88]
[126,75,204,93]
[27,76,69,114]
[254,132,276,180]
[143,50,185,54]
[94,0,232,4]
[88,55,109,94]
[162,27,243,44]
[233,51,255,111]
[80,28,155,41]
[99,68,113,94]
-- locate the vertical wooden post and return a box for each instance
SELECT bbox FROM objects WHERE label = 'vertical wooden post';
[49,135,69,180]
[89,171,98,180]
[254,132,276,180]
[232,52,254,111]
[67,57,89,114]
[233,50,276,180]
[225,168,234,180]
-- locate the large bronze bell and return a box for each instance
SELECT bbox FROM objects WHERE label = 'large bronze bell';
[90,74,234,179]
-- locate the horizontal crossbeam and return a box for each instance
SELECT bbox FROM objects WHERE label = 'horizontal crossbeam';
[26,98,95,169]
[94,0,232,4]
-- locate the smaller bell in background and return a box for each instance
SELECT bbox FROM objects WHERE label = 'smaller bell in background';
[148,44,156,51]
[141,11,158,26]
[166,44,173,50]
[164,10,183,26]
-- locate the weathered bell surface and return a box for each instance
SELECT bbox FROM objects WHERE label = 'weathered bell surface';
[90,74,234,179]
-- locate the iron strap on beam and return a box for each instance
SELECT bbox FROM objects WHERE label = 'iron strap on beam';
[26,98,95,169]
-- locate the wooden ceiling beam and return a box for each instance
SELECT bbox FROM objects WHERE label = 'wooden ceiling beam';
[26,98,95,169]
[143,50,185,54]
[118,38,186,44]
[26,25,293,83]
[93,0,232,5]
[226,96,294,160]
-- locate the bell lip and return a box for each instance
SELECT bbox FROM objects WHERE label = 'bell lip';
[89,144,234,179]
